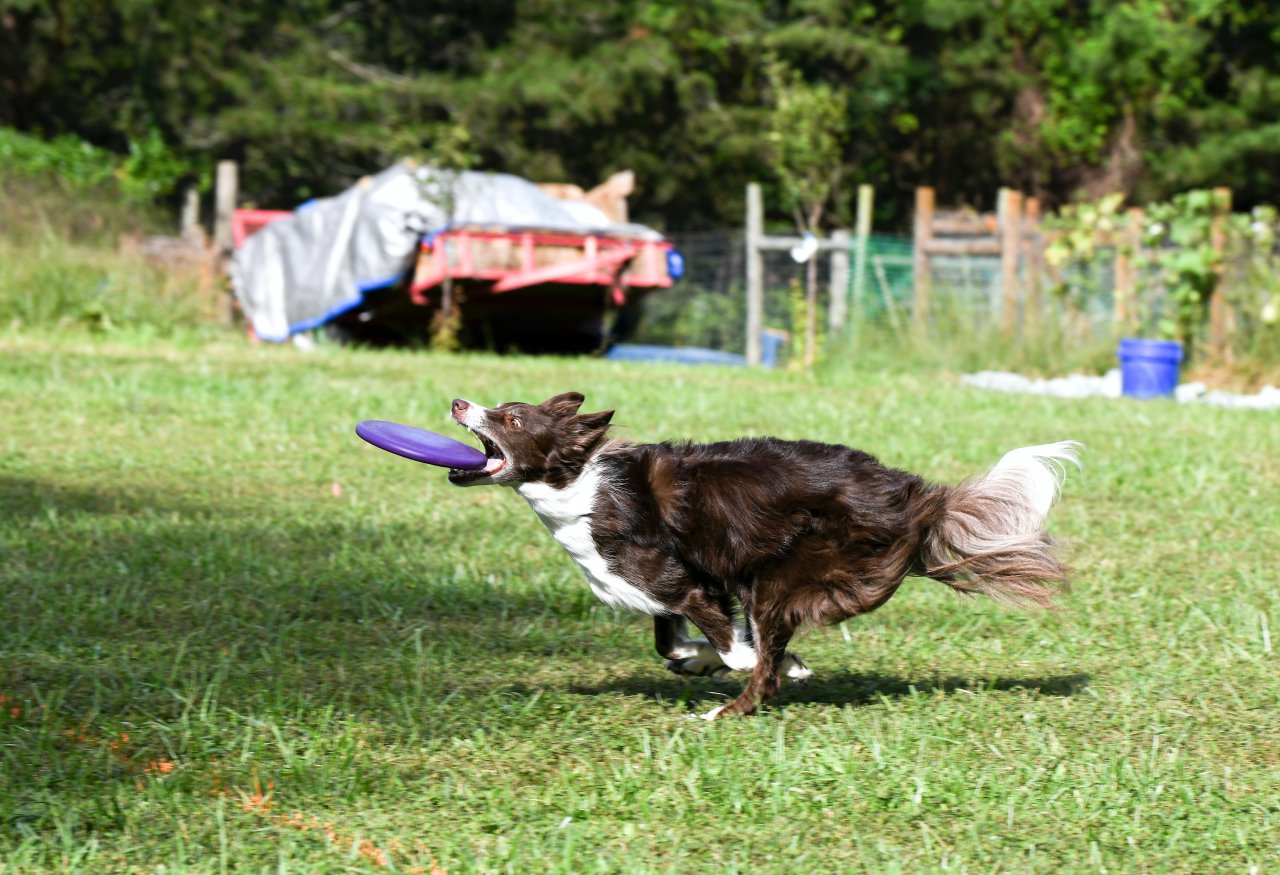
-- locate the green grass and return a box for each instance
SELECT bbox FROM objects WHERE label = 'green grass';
[1,328,1277,874]
[0,236,210,337]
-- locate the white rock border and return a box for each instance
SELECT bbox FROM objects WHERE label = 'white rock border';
[961,369,1280,410]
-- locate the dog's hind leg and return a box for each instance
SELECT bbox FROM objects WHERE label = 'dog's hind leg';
[654,615,684,658]
[732,590,812,682]
[658,601,811,682]
[703,604,797,719]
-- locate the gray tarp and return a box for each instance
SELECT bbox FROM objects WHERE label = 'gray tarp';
[230,163,662,342]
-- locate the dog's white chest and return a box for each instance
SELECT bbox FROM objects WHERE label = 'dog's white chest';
[516,462,665,615]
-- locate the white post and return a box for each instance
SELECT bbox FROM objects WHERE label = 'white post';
[745,183,764,367]
[180,186,201,242]
[851,184,874,338]
[828,229,851,334]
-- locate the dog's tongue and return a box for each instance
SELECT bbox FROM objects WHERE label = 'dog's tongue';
[483,456,505,474]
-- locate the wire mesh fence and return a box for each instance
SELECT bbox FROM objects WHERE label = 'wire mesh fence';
[628,231,972,362]
[628,227,1279,365]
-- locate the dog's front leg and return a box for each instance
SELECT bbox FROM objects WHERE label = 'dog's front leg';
[654,615,727,677]
[663,593,747,678]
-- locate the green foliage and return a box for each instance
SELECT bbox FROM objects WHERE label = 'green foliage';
[1042,188,1280,360]
[765,56,847,230]
[1045,193,1128,268]
[0,126,197,203]
[0,128,118,190]
[1223,204,1280,361]
[1139,189,1231,347]
[1044,192,1128,314]
[118,128,204,201]
[5,2,1280,228]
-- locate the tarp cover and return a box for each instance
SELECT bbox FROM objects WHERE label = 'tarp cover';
[230,163,662,342]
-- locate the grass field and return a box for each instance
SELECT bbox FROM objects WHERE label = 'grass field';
[1,329,1277,874]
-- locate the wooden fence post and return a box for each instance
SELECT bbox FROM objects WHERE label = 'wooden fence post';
[213,160,239,256]
[1114,207,1144,327]
[1023,196,1041,334]
[998,187,1023,335]
[180,186,201,242]
[745,182,764,367]
[912,186,935,330]
[213,161,240,326]
[827,229,851,335]
[1208,186,1233,360]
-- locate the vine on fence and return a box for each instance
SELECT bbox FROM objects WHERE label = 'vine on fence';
[1043,192,1127,319]
[1139,189,1231,348]
[1045,189,1280,358]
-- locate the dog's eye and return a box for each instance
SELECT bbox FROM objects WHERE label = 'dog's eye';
[509,416,522,430]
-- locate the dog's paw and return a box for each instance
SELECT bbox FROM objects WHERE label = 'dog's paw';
[667,637,709,660]
[699,704,729,721]
[781,653,813,682]
[666,656,730,678]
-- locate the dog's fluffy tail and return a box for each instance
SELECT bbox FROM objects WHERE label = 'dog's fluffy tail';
[921,441,1081,608]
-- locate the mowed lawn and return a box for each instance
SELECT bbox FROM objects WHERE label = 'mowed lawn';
[1,331,1277,874]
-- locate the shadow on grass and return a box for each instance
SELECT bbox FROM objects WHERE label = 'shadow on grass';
[0,475,216,519]
[569,670,1091,713]
[0,474,605,713]
[3,472,1088,727]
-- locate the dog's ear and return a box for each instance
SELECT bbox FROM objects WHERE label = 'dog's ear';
[565,409,614,454]
[576,409,614,431]
[542,392,585,417]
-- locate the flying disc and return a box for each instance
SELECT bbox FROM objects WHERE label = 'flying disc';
[356,420,487,469]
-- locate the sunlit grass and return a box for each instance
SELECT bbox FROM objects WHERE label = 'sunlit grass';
[1,329,1277,873]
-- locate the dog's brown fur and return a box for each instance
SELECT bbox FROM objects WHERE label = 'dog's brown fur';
[449,393,1076,717]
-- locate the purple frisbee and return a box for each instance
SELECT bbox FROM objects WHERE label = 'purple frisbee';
[356,420,487,469]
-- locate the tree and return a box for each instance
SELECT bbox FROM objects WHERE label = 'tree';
[413,121,478,350]
[765,56,847,367]
[4,0,1280,231]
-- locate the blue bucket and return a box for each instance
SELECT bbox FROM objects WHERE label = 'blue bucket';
[1117,338,1183,398]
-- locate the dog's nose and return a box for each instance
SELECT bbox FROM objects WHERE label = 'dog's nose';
[452,399,469,419]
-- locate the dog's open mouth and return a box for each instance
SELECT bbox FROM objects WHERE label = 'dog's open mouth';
[448,427,506,484]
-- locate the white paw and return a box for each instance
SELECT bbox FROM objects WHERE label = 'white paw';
[699,704,728,721]
[717,640,758,671]
[667,654,729,678]
[667,639,728,677]
[781,653,813,681]
[668,637,709,660]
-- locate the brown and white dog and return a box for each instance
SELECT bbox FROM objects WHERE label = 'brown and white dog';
[449,392,1079,719]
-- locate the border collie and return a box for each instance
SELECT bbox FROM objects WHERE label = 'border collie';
[449,392,1079,719]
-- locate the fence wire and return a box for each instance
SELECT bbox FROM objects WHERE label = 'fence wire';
[628,229,1279,360]
[630,231,922,360]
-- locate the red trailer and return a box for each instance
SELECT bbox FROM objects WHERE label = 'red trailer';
[232,210,677,351]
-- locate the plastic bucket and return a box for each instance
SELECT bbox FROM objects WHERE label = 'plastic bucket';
[1117,338,1183,398]
[760,329,787,368]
